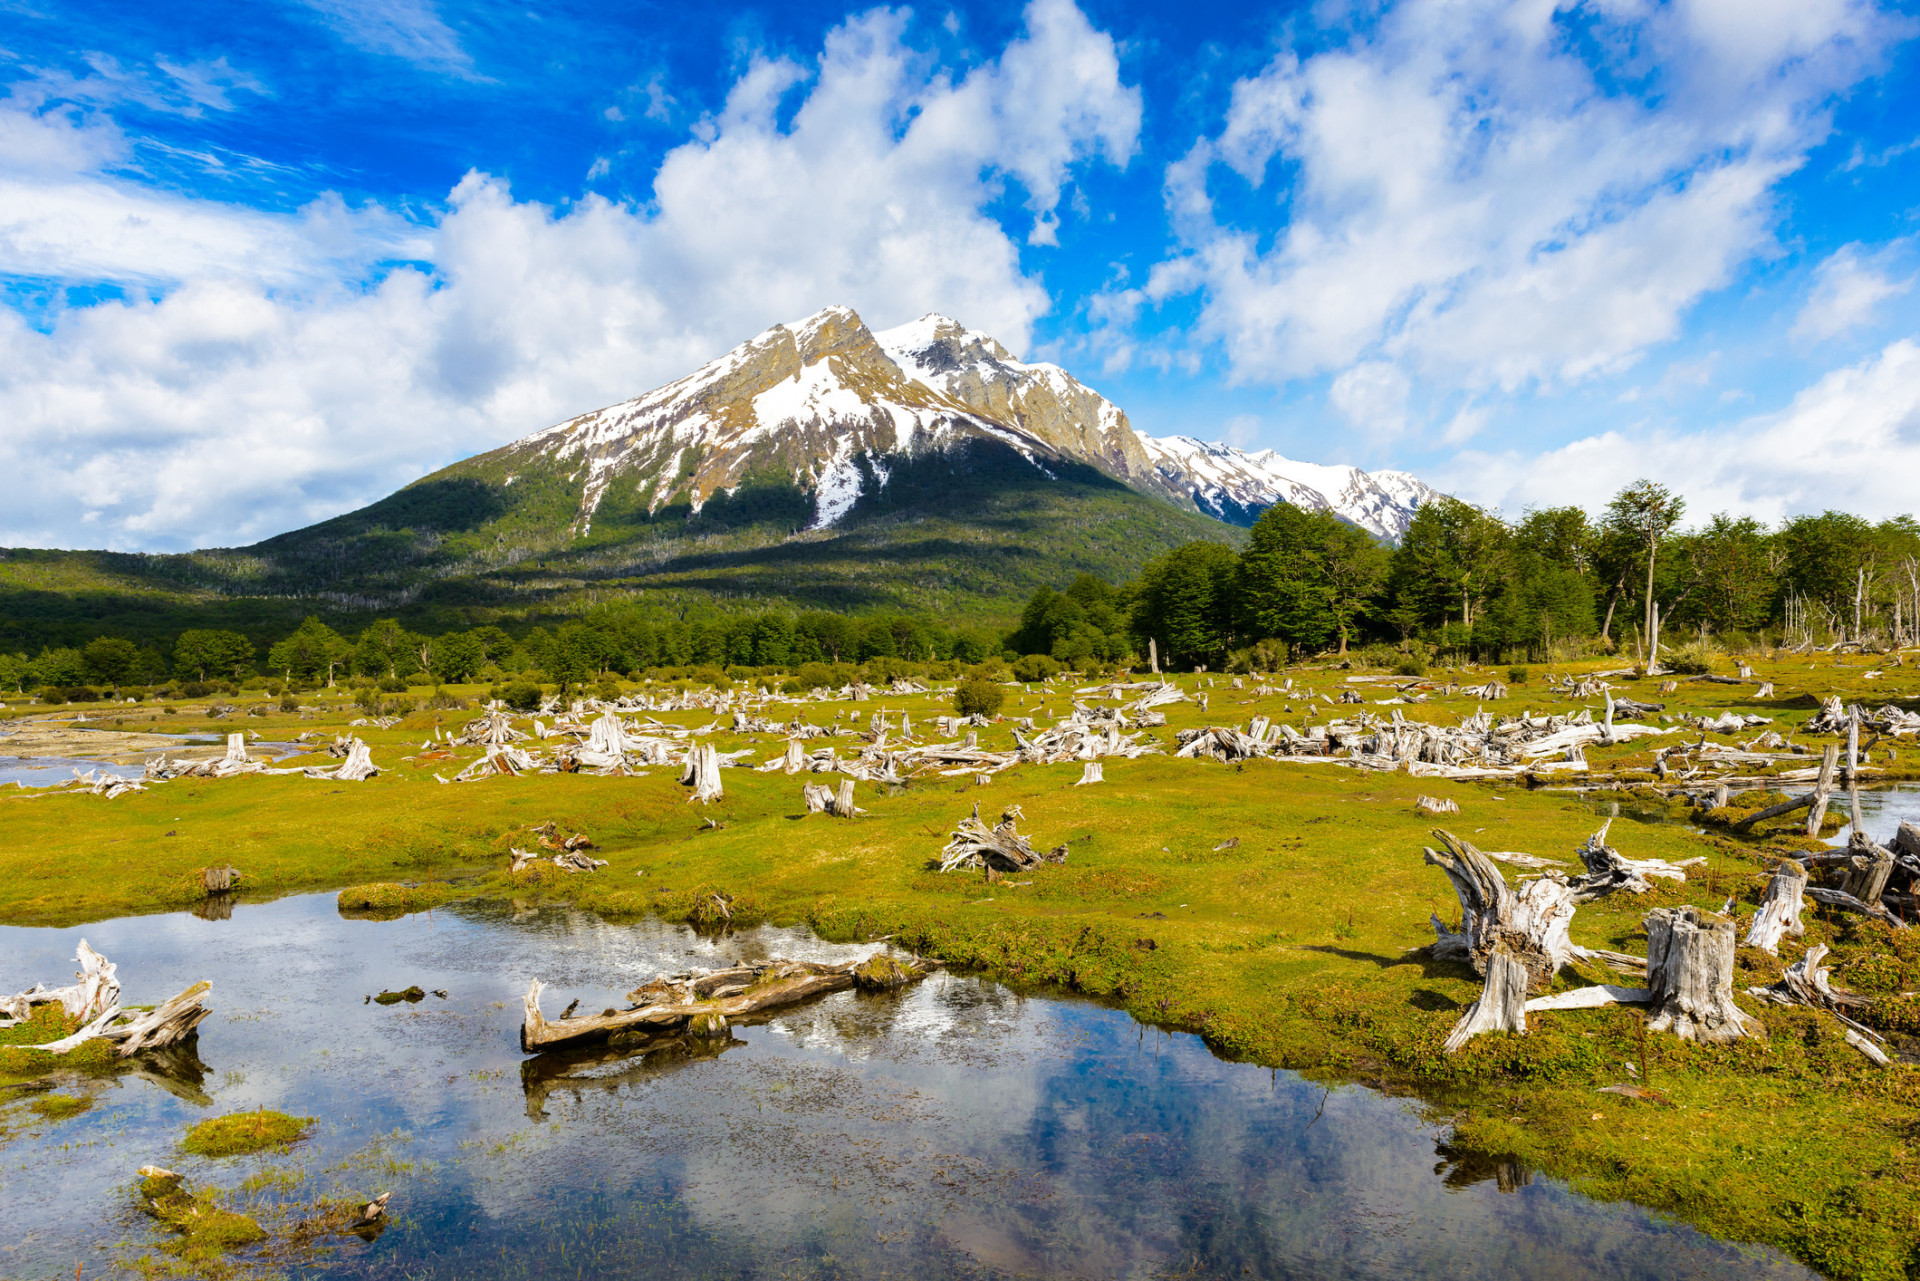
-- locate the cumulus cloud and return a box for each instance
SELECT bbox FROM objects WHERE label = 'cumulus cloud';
[1444,339,1920,522]
[0,0,1140,551]
[1108,0,1903,395]
[1791,241,1914,342]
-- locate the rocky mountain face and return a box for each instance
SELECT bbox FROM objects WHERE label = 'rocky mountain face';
[487,304,1434,541]
[1137,435,1440,540]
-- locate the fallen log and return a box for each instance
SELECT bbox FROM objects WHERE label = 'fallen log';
[1804,885,1908,929]
[1645,906,1760,1042]
[520,954,939,1052]
[1,939,119,1023]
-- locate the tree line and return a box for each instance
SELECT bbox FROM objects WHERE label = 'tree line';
[7,480,1916,696]
[1019,482,1920,670]
[0,606,1009,697]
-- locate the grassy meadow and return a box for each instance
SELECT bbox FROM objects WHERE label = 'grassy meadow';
[5,653,1920,1278]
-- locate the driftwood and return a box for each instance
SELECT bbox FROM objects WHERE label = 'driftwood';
[938,805,1067,873]
[1744,861,1808,954]
[1746,944,1887,1062]
[520,953,938,1052]
[7,943,210,1057]
[1645,907,1760,1042]
[1,939,119,1024]
[100,981,214,1055]
[1803,885,1908,929]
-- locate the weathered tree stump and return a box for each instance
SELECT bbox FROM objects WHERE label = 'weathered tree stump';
[681,744,723,804]
[1076,762,1104,785]
[1421,831,1576,992]
[200,866,241,894]
[1444,943,1529,1052]
[1743,860,1807,954]
[1644,907,1760,1042]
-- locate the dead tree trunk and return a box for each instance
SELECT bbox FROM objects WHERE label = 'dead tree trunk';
[1645,907,1760,1042]
[681,744,722,804]
[1421,831,1576,991]
[1805,744,1839,837]
[802,782,833,813]
[1743,861,1807,954]
[521,955,937,1052]
[1444,943,1530,1052]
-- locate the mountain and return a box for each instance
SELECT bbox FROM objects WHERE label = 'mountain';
[0,305,1443,644]
[1138,435,1440,540]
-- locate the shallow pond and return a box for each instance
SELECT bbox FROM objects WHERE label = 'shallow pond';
[1,895,1817,1280]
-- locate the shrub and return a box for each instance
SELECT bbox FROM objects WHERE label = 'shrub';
[176,680,213,699]
[1662,639,1719,676]
[1394,659,1426,678]
[1011,653,1061,682]
[595,678,623,701]
[353,686,379,712]
[954,674,1005,718]
[278,694,299,713]
[501,681,542,711]
[377,676,409,694]
[1507,665,1528,684]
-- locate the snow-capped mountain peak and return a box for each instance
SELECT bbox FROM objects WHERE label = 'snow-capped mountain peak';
[486,305,1438,540]
[1137,434,1439,540]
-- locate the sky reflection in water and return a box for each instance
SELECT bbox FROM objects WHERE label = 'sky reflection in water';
[0,894,1816,1279]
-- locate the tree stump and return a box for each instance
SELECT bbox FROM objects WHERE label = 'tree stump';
[1421,831,1576,992]
[1843,832,1895,907]
[1075,762,1104,785]
[1743,861,1807,954]
[681,744,723,804]
[201,866,241,894]
[1645,907,1759,1042]
[1444,943,1529,1052]
[802,782,833,814]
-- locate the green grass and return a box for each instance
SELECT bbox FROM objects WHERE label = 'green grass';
[5,657,1920,1276]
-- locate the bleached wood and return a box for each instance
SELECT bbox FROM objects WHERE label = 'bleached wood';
[1743,861,1807,954]
[1075,761,1104,785]
[1524,984,1652,1012]
[1444,946,1529,1052]
[1645,907,1759,1042]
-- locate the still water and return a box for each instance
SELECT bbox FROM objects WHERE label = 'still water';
[1,895,1814,1280]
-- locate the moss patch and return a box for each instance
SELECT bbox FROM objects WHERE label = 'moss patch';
[336,880,460,917]
[181,1109,313,1158]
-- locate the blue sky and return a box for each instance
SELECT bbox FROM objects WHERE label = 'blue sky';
[3,0,1918,551]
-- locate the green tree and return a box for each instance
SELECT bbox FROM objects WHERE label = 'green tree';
[353,619,420,681]
[1681,515,1774,634]
[1238,505,1387,654]
[1386,498,1511,636]
[82,636,142,690]
[1602,480,1687,654]
[1131,541,1239,669]
[267,617,352,685]
[174,630,256,682]
[435,631,486,683]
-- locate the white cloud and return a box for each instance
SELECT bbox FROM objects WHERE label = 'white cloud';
[1445,338,1920,523]
[0,0,1140,550]
[297,0,476,76]
[1327,360,1411,439]
[1791,241,1914,342]
[1110,0,1903,397]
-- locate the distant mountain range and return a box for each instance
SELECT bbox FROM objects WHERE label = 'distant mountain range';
[0,306,1443,641]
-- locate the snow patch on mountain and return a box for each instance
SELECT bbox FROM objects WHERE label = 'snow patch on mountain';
[1138,435,1439,541]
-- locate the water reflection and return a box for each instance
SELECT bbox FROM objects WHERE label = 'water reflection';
[0,894,1817,1280]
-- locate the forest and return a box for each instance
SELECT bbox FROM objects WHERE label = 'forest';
[5,480,1917,699]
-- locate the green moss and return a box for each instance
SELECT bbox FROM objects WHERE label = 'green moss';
[336,880,459,917]
[181,1109,312,1158]
[28,1092,90,1121]
[136,1170,268,1266]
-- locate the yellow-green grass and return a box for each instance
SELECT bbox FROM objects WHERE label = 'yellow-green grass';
[181,1109,313,1158]
[3,656,1920,1277]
